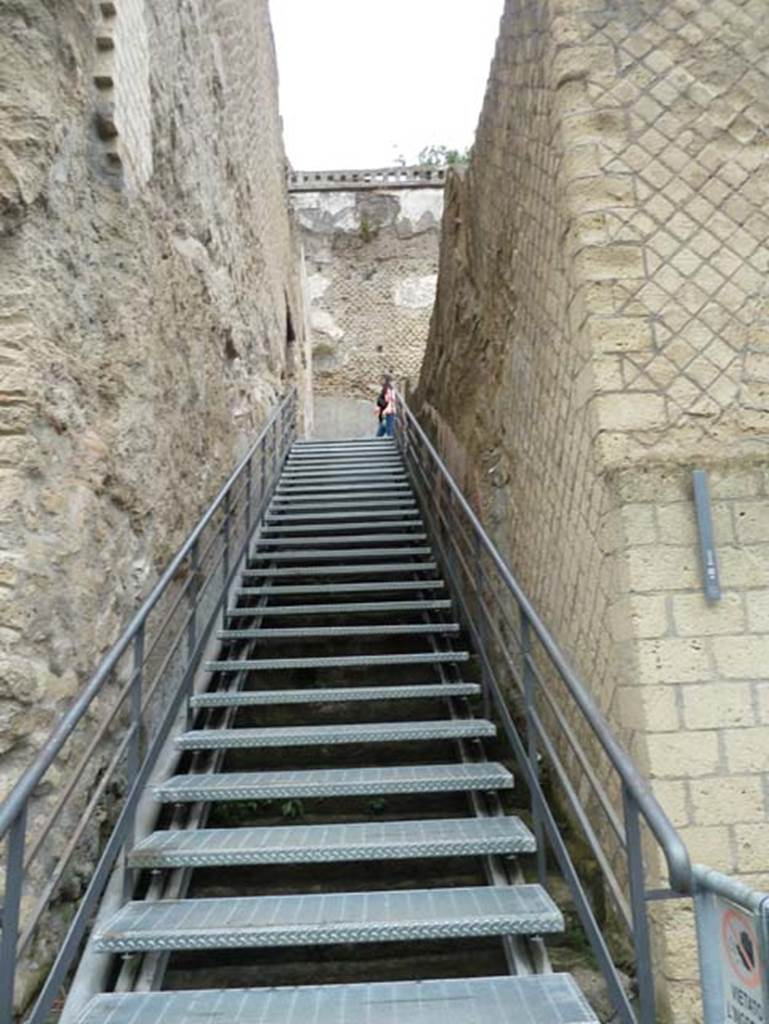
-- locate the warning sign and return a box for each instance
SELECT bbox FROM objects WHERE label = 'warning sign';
[721,902,764,1023]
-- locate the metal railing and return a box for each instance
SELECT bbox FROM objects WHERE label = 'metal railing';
[0,390,297,1024]
[395,392,769,1024]
[287,165,448,192]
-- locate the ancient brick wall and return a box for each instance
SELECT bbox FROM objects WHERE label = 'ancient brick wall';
[292,185,442,407]
[415,0,769,1019]
[0,0,306,834]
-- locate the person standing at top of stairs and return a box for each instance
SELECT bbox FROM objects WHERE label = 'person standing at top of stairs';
[376,374,396,437]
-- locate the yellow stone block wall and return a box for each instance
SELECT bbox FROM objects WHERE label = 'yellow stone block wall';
[416,0,769,1019]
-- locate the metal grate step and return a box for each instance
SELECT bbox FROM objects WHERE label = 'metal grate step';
[190,682,480,708]
[240,562,438,578]
[74,975,598,1024]
[253,533,427,546]
[205,651,468,672]
[217,623,460,641]
[259,521,424,534]
[175,718,495,751]
[128,816,534,869]
[249,547,432,562]
[233,580,445,597]
[277,483,412,495]
[227,599,452,617]
[154,762,514,803]
[266,508,419,521]
[93,884,563,953]
[282,470,407,480]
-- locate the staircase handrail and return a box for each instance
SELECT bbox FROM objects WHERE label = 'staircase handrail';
[0,389,294,842]
[396,391,691,891]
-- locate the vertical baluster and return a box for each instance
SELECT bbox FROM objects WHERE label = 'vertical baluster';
[521,611,547,889]
[245,457,253,534]
[221,489,231,627]
[0,806,27,1024]
[123,625,144,899]
[624,785,656,1024]
[475,534,492,721]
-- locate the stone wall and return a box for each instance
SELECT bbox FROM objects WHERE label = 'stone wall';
[415,0,769,1020]
[0,0,305,844]
[292,185,442,407]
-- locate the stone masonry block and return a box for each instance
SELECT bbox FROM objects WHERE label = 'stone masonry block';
[681,682,755,729]
[734,823,769,872]
[646,730,721,778]
[678,825,735,872]
[593,393,666,431]
[636,637,711,685]
[753,593,769,630]
[690,776,764,826]
[619,684,679,732]
[656,502,734,546]
[588,317,654,354]
[671,592,746,637]
[724,727,769,773]
[625,593,669,638]
[568,175,635,213]
[756,683,769,723]
[576,245,645,281]
[718,546,769,589]
[651,779,689,827]
[733,500,769,544]
[627,546,700,592]
[713,635,769,679]
[620,503,657,545]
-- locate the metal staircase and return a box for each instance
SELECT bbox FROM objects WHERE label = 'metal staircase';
[75,437,598,1024]
[3,395,765,1024]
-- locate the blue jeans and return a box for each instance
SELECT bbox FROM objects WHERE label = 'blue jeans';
[377,413,394,437]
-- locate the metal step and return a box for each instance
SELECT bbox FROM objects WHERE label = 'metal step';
[154,762,514,803]
[285,457,404,469]
[227,599,452,617]
[249,547,432,562]
[75,975,598,1024]
[205,650,467,672]
[266,508,419,521]
[282,469,407,480]
[241,562,438,578]
[129,816,534,868]
[259,521,424,534]
[93,884,563,953]
[292,441,397,450]
[175,718,494,750]
[217,623,460,641]
[269,499,416,509]
[276,484,412,495]
[190,682,480,707]
[253,534,427,547]
[233,580,446,597]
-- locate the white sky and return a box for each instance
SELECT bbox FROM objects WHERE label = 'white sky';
[270,1,504,169]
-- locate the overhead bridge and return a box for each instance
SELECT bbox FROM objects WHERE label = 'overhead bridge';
[0,391,766,1024]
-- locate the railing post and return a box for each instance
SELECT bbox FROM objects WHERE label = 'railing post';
[0,806,26,1024]
[245,457,253,534]
[259,432,266,518]
[221,488,231,627]
[475,533,492,721]
[123,624,143,899]
[623,785,656,1024]
[521,610,547,889]
[187,539,199,661]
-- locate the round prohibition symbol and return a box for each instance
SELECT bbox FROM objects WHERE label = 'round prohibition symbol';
[721,907,760,989]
